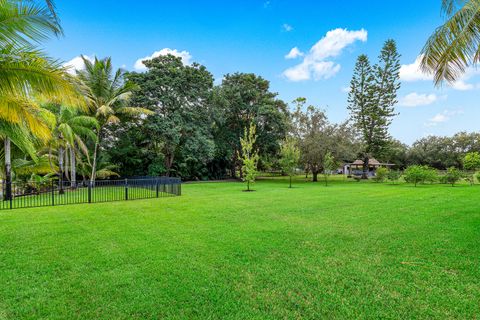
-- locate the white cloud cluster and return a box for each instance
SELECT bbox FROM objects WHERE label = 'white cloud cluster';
[285,47,303,59]
[425,109,464,127]
[400,55,480,91]
[63,55,94,74]
[134,48,192,71]
[283,28,367,82]
[399,92,440,107]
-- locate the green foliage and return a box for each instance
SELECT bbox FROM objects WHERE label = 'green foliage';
[404,165,433,187]
[387,170,402,184]
[373,167,389,183]
[463,152,480,170]
[279,138,300,188]
[347,40,401,175]
[213,73,288,178]
[444,166,463,186]
[322,151,335,186]
[239,123,259,191]
[291,97,358,182]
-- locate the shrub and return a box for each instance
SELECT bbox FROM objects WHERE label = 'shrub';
[373,167,388,183]
[424,167,439,184]
[404,165,434,187]
[387,170,401,184]
[444,167,463,186]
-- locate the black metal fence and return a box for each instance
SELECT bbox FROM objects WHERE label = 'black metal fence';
[0,177,181,210]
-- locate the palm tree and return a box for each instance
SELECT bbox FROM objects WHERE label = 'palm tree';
[420,0,480,85]
[45,105,97,191]
[0,0,83,199]
[76,56,152,182]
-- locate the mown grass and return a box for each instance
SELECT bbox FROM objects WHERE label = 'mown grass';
[0,177,479,319]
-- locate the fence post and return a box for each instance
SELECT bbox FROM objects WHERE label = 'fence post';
[51,180,55,206]
[88,181,92,203]
[125,179,128,200]
[156,178,159,198]
[178,183,181,196]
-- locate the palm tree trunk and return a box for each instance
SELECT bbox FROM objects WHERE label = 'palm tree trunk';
[58,146,64,194]
[70,147,76,188]
[90,131,101,184]
[4,138,12,201]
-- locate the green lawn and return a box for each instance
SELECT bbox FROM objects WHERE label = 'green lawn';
[0,177,479,319]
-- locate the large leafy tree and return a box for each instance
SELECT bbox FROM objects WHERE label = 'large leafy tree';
[214,73,288,178]
[126,55,215,179]
[291,98,358,182]
[76,56,151,182]
[421,0,480,85]
[348,40,401,178]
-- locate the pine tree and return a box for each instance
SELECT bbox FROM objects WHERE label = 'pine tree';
[348,40,400,179]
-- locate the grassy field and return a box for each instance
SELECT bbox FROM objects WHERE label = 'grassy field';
[0,177,479,319]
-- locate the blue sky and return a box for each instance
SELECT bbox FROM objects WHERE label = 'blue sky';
[44,0,479,144]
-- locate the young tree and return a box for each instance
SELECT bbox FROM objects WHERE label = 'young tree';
[348,40,401,179]
[445,167,463,186]
[279,138,300,188]
[323,151,335,186]
[404,165,428,187]
[239,123,259,191]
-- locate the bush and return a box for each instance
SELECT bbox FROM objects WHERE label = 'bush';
[387,170,401,184]
[444,167,463,186]
[404,165,436,187]
[373,167,388,183]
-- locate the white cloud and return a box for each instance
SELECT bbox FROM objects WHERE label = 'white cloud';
[341,86,351,93]
[285,47,304,59]
[283,28,367,82]
[134,48,192,71]
[399,92,440,107]
[399,55,433,82]
[283,23,293,32]
[425,109,464,127]
[63,55,94,74]
[400,55,480,90]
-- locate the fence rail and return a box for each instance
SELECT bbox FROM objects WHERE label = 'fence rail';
[0,177,181,210]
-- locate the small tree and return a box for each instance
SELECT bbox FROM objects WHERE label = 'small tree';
[445,167,463,187]
[239,123,259,191]
[279,138,300,188]
[387,170,401,184]
[323,151,335,186]
[424,167,439,184]
[404,165,428,187]
[373,167,388,183]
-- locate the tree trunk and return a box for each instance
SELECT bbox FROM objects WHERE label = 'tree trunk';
[312,170,318,182]
[70,147,76,188]
[58,146,65,194]
[4,138,12,201]
[289,175,292,188]
[362,155,369,179]
[90,131,101,184]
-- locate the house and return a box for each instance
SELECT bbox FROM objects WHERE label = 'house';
[343,158,395,177]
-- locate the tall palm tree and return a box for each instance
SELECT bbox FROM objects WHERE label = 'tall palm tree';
[421,0,480,85]
[0,0,83,199]
[76,56,152,182]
